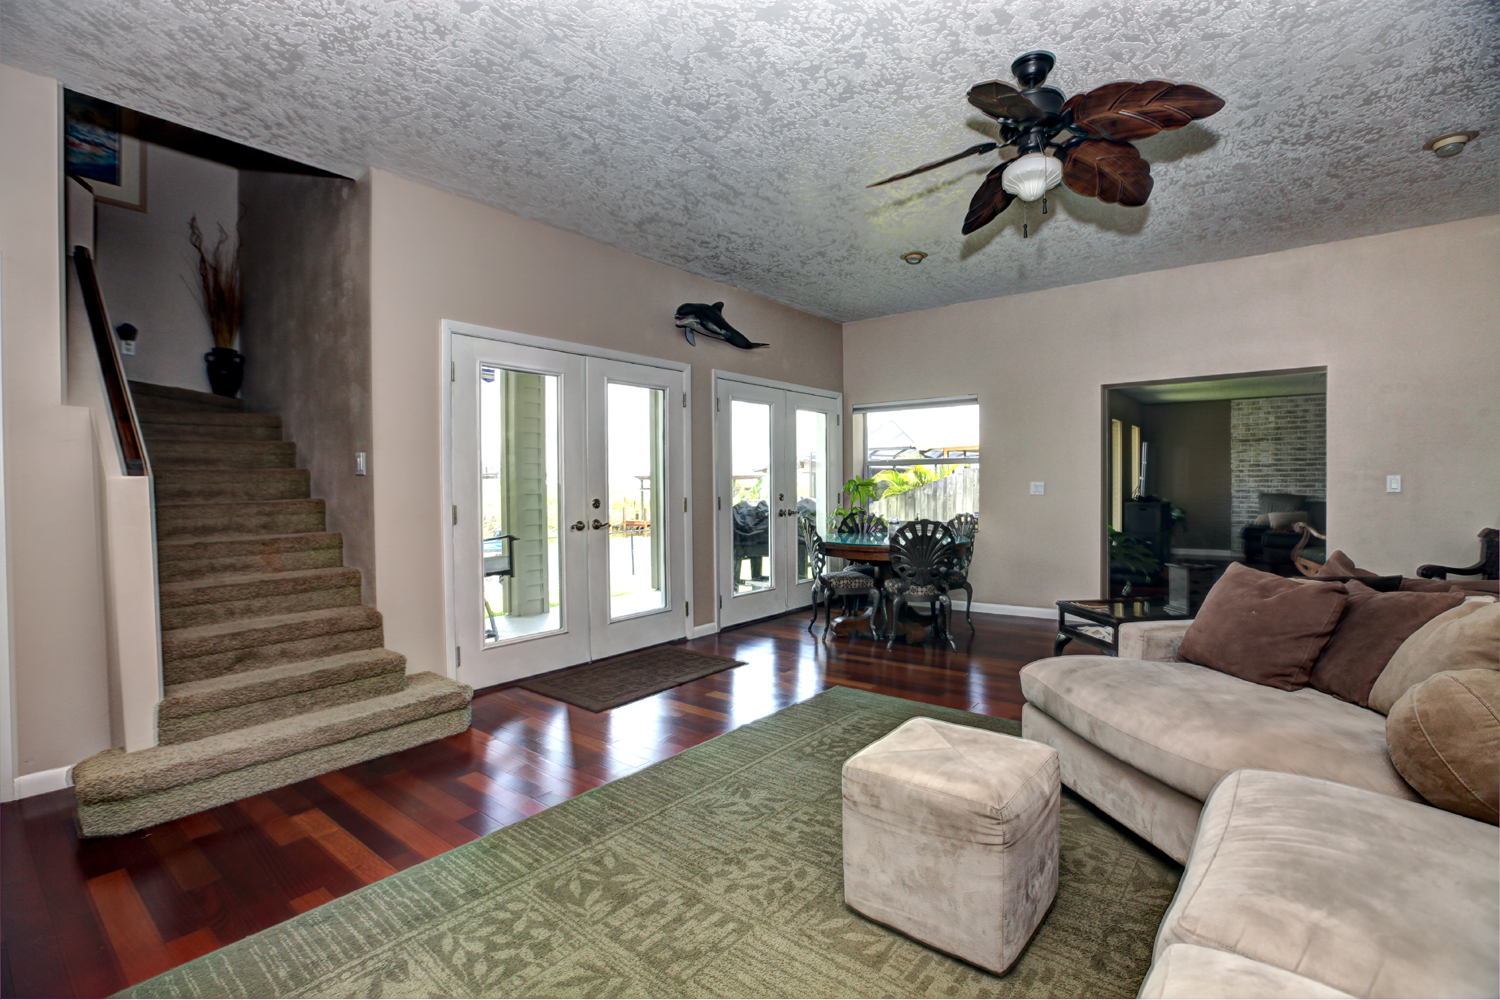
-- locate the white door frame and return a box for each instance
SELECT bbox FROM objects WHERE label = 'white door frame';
[441,320,693,683]
[711,370,842,630]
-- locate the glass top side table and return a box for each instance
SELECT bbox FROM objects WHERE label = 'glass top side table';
[1053,598,1193,657]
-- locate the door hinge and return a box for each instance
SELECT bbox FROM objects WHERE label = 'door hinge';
[683,497,688,512]
[451,360,456,382]
[452,504,458,525]
[685,601,690,615]
[837,413,841,425]
[682,392,687,408]
[715,397,720,412]
[718,595,723,609]
[455,646,461,667]
[717,496,721,510]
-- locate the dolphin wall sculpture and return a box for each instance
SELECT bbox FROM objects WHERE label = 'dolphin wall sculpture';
[673,302,769,350]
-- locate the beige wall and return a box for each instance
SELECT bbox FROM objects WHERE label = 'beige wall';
[1,65,114,778]
[844,215,1500,610]
[368,169,842,672]
[240,172,376,601]
[96,142,239,393]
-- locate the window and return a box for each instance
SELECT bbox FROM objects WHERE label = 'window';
[854,398,979,523]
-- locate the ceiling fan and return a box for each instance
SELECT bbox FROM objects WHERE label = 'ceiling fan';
[868,51,1225,235]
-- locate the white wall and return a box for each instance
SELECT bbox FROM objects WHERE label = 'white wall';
[95,142,239,394]
[843,215,1500,611]
[1,65,114,787]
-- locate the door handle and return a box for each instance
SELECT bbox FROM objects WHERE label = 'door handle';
[570,520,586,532]
[592,519,606,530]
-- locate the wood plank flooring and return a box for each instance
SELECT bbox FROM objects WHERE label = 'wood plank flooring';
[0,610,1054,998]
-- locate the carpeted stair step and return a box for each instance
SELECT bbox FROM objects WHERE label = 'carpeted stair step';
[157,648,409,744]
[155,499,326,539]
[154,468,311,504]
[158,567,364,629]
[157,531,344,582]
[139,410,283,443]
[149,440,297,470]
[164,605,385,684]
[73,672,472,836]
[129,380,243,413]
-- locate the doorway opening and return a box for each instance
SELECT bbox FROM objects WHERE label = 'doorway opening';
[1103,369,1327,599]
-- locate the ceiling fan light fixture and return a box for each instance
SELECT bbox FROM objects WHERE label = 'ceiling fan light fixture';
[900,251,928,265]
[1001,152,1063,202]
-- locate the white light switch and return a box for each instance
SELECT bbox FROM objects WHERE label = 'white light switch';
[1386,475,1401,493]
[119,341,136,355]
[355,452,367,476]
[1030,482,1045,495]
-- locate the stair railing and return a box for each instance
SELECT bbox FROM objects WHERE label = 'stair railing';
[71,246,149,475]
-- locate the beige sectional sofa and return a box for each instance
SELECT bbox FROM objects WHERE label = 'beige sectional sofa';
[1019,618,1499,999]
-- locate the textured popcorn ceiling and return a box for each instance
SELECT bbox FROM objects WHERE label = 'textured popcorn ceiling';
[3,0,1496,322]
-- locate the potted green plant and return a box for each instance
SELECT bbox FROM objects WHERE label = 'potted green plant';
[188,215,244,397]
[830,476,880,531]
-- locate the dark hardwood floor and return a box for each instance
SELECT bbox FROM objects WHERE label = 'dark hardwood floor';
[1,611,1055,998]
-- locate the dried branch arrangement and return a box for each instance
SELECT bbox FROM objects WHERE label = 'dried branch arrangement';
[188,215,242,350]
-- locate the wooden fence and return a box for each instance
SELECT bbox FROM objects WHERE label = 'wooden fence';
[870,467,979,522]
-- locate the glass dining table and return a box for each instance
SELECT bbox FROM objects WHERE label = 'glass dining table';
[822,532,973,639]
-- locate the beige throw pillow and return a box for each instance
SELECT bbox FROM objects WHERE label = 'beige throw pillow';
[1267,510,1309,531]
[1368,602,1500,714]
[1386,669,1500,824]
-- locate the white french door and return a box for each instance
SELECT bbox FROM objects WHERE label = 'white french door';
[715,375,841,628]
[451,334,687,690]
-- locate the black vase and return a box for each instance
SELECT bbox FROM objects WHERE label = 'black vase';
[204,347,245,397]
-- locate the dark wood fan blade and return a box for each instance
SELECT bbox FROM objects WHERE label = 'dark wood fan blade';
[1061,139,1153,206]
[866,142,998,188]
[961,163,1015,234]
[967,81,1046,121]
[1065,81,1225,142]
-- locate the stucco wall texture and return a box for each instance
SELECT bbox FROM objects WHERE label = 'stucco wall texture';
[240,172,377,603]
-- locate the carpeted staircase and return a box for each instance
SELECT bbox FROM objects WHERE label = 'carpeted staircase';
[72,382,472,837]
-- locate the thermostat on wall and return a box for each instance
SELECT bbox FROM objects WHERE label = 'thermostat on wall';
[1030,482,1045,495]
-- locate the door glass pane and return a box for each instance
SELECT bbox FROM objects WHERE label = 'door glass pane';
[608,383,666,618]
[730,400,772,594]
[480,366,561,643]
[795,409,827,582]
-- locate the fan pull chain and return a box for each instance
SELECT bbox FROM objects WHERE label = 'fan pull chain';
[1023,200,1029,239]
[1042,196,1048,215]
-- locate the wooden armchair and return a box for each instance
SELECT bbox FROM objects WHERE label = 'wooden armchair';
[1290,522,1327,578]
[1418,528,1499,581]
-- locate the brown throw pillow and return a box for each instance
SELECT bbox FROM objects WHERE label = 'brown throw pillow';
[1317,550,1377,578]
[1399,577,1500,595]
[1178,562,1348,690]
[1302,573,1402,592]
[1368,602,1500,714]
[1386,669,1500,824]
[1309,582,1464,706]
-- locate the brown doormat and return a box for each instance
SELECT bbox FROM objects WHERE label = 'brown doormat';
[517,645,747,712]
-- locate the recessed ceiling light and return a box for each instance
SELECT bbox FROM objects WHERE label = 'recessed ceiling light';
[901,251,928,265]
[1423,131,1478,158]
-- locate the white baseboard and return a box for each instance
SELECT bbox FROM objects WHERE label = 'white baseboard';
[13,764,72,799]
[968,602,1055,620]
[690,622,720,639]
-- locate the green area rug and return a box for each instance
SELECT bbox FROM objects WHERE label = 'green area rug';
[119,686,1181,998]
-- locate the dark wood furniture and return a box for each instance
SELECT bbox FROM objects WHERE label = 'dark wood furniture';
[1054,598,1193,657]
[1419,527,1499,581]
[822,531,972,640]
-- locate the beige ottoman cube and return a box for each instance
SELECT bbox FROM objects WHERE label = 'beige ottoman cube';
[842,717,1060,974]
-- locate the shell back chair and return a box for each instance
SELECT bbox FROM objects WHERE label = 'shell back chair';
[884,519,958,650]
[945,513,979,630]
[801,518,881,637]
[834,510,887,575]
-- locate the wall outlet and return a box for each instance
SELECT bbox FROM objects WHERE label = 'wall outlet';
[119,341,136,355]
[1030,482,1045,495]
[355,452,367,476]
[1386,474,1401,493]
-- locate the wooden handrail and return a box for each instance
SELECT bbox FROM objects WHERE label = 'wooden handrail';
[71,246,148,476]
